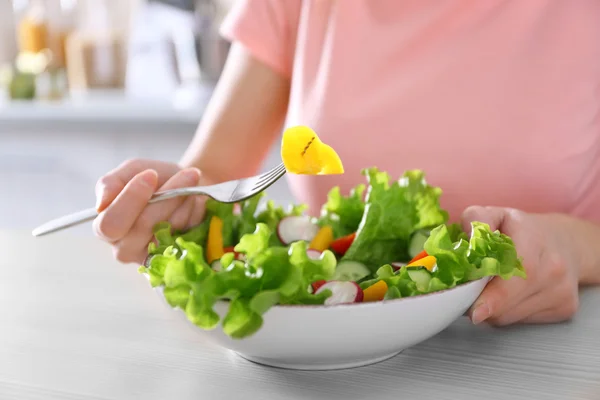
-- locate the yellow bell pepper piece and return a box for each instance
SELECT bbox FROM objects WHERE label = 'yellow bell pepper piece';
[363,280,388,302]
[206,216,225,264]
[407,255,437,271]
[281,126,344,175]
[309,226,334,252]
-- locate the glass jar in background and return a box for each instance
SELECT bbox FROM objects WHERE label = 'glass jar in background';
[7,0,49,100]
[65,0,126,91]
[8,0,71,101]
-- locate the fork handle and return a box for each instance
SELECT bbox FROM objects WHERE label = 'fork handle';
[31,207,99,237]
[31,187,206,237]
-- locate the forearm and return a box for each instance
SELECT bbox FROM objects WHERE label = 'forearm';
[179,43,290,183]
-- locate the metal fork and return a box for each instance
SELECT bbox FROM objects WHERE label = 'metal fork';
[31,163,287,237]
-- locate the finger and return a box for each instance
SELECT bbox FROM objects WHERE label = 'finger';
[185,197,207,230]
[168,196,196,231]
[93,169,158,242]
[517,273,579,324]
[485,290,546,326]
[468,275,535,325]
[461,206,510,234]
[114,168,201,261]
[96,159,180,211]
[111,239,148,265]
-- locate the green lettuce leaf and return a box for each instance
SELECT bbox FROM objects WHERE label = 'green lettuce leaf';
[234,223,271,259]
[235,193,265,239]
[287,240,337,284]
[317,184,366,238]
[465,222,527,280]
[446,222,469,243]
[177,219,210,245]
[342,168,448,272]
[424,222,526,286]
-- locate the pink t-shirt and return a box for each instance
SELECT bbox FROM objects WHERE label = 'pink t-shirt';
[221,0,600,224]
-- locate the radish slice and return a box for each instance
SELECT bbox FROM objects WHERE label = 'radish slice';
[277,216,320,245]
[391,262,407,271]
[315,281,363,305]
[306,249,322,260]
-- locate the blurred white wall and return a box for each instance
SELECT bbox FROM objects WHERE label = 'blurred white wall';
[0,0,289,237]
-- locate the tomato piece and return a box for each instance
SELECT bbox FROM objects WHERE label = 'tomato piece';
[329,232,356,255]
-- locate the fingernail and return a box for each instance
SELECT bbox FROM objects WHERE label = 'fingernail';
[471,303,490,325]
[95,185,105,210]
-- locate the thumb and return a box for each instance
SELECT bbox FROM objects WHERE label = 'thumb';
[460,205,510,234]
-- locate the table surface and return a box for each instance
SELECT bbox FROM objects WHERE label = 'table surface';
[2,231,599,400]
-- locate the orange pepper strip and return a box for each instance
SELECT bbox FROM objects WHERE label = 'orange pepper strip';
[309,226,334,252]
[363,280,389,302]
[206,216,225,263]
[407,255,437,272]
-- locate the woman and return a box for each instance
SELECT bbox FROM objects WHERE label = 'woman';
[93,1,600,326]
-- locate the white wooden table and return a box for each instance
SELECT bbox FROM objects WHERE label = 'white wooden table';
[2,231,599,400]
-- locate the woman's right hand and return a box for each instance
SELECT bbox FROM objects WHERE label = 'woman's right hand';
[93,159,208,264]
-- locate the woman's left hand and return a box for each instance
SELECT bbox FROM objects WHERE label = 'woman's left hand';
[460,206,600,326]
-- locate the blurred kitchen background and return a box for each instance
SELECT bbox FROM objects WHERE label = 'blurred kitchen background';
[0,0,291,236]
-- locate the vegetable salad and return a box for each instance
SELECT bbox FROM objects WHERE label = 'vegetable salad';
[139,167,526,339]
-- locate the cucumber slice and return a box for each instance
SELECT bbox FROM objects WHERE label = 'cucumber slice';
[407,267,432,292]
[408,230,430,258]
[333,261,370,282]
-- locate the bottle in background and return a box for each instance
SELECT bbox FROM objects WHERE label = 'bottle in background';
[16,0,49,54]
[46,0,77,70]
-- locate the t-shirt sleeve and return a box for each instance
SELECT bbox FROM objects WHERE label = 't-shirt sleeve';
[220,0,298,78]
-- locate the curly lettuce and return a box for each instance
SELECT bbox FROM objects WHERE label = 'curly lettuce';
[139,223,336,339]
[359,221,526,298]
[146,193,306,258]
[424,221,526,286]
[342,168,448,272]
[317,184,366,238]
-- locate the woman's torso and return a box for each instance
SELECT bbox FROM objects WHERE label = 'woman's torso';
[281,0,600,223]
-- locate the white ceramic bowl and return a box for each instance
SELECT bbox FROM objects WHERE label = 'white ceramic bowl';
[157,277,489,370]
